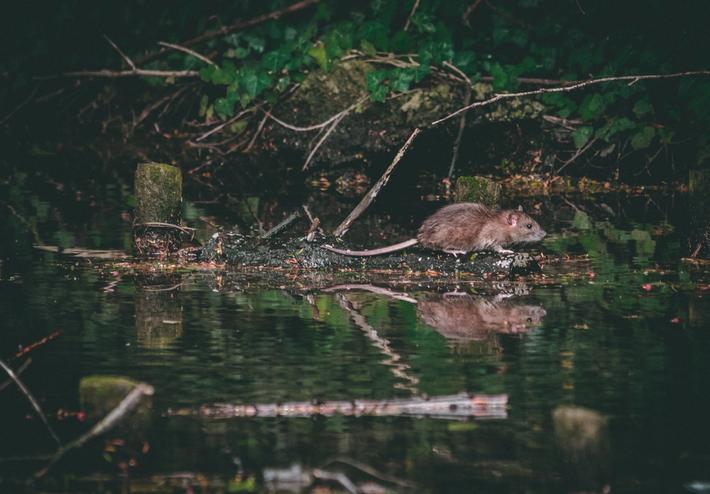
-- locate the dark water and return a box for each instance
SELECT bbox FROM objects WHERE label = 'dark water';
[1,163,710,493]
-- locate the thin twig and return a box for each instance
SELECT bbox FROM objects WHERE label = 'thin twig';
[0,358,32,393]
[103,35,136,70]
[333,128,421,238]
[0,358,61,447]
[196,106,257,141]
[462,0,484,26]
[133,87,187,130]
[443,61,473,180]
[136,0,320,66]
[321,457,415,489]
[266,95,368,132]
[158,41,216,65]
[0,84,40,125]
[403,0,421,31]
[35,383,154,479]
[556,136,598,174]
[40,68,199,80]
[244,111,269,152]
[302,113,345,170]
[134,222,196,236]
[260,210,301,239]
[433,70,710,126]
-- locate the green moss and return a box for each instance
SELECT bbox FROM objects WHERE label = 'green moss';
[134,162,182,224]
[454,176,502,206]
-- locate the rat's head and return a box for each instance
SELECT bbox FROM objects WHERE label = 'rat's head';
[505,207,546,243]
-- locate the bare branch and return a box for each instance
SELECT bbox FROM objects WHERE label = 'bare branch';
[40,69,199,80]
[137,0,320,65]
[443,61,473,180]
[0,358,61,447]
[103,35,136,70]
[158,41,215,66]
[267,95,368,132]
[333,128,421,238]
[302,113,345,170]
[433,70,710,126]
[403,0,421,31]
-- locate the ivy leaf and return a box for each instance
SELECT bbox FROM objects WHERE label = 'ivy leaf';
[490,63,510,90]
[574,126,594,148]
[391,68,415,92]
[262,50,289,72]
[366,70,389,102]
[360,39,377,56]
[579,93,606,120]
[308,42,329,70]
[632,99,654,118]
[630,126,656,150]
[241,70,272,99]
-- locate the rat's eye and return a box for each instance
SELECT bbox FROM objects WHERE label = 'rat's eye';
[526,223,533,229]
[527,318,533,323]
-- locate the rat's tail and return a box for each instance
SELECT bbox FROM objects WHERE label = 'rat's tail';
[322,238,418,257]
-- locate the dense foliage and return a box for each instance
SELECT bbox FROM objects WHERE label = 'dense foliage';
[3,0,710,168]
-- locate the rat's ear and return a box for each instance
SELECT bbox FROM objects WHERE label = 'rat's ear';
[517,205,523,212]
[507,212,520,225]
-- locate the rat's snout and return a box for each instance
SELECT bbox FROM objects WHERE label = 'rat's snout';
[538,229,547,240]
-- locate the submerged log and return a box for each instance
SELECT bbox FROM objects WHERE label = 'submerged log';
[133,162,186,257]
[167,392,508,420]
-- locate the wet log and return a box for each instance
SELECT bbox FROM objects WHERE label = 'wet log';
[198,233,541,277]
[132,162,186,257]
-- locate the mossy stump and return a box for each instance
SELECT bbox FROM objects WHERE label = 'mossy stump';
[454,176,502,207]
[133,162,183,258]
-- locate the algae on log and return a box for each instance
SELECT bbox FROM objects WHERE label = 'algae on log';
[133,162,184,257]
[199,233,540,277]
[454,176,502,206]
[262,60,545,168]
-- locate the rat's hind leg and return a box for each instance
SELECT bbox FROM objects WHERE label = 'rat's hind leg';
[493,246,514,254]
[444,249,468,256]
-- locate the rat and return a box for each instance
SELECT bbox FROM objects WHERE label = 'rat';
[323,202,546,256]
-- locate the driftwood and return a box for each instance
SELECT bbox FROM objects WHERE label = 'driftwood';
[167,392,508,420]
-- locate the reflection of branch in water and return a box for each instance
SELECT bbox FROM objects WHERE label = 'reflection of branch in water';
[35,383,154,479]
[336,293,420,393]
[0,358,32,393]
[0,358,61,447]
[321,456,415,489]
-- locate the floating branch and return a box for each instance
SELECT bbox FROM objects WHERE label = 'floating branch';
[35,383,154,479]
[167,392,508,420]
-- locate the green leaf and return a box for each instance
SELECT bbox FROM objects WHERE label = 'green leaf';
[360,39,376,56]
[579,93,606,120]
[391,68,415,92]
[307,42,329,70]
[366,70,389,102]
[630,126,656,150]
[490,63,509,90]
[574,126,594,148]
[632,99,654,118]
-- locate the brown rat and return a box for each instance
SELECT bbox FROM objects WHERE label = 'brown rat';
[324,202,546,256]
